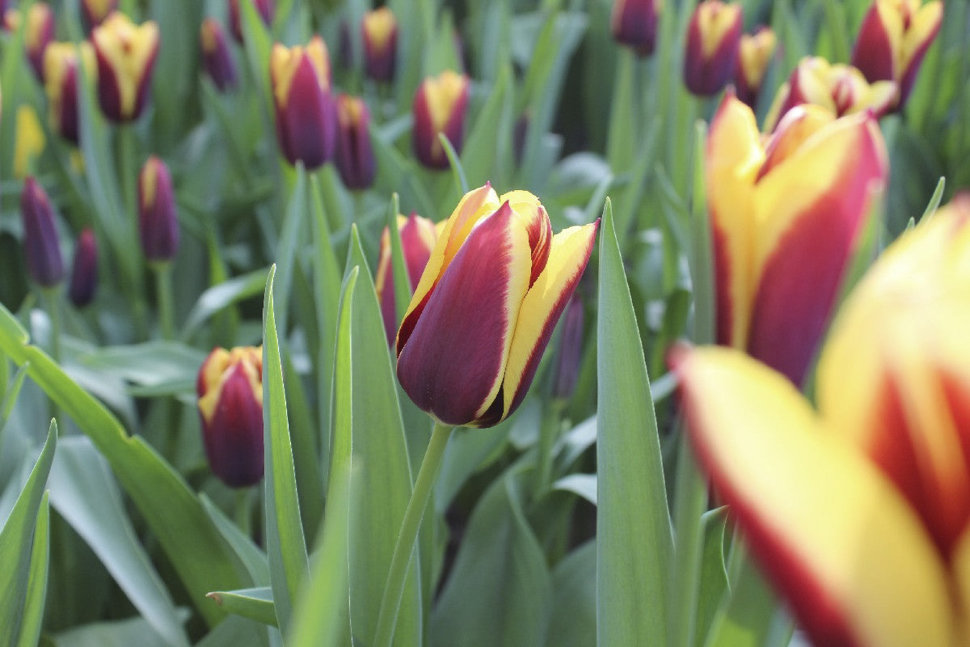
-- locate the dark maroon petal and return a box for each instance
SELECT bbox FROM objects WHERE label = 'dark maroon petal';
[202,365,264,488]
[21,177,65,287]
[138,158,180,262]
[275,56,336,169]
[611,0,661,57]
[68,228,98,307]
[850,5,895,84]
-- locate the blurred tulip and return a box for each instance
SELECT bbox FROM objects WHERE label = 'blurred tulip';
[197,346,264,488]
[68,228,98,307]
[706,93,887,385]
[91,12,160,123]
[734,26,776,108]
[200,18,237,91]
[21,177,64,287]
[336,19,353,70]
[396,184,598,427]
[24,3,55,81]
[81,0,117,31]
[552,293,585,400]
[138,156,180,263]
[270,37,336,170]
[412,70,469,170]
[228,0,274,44]
[683,1,742,96]
[852,0,942,110]
[375,212,438,344]
[14,105,45,179]
[334,94,376,190]
[611,0,662,57]
[362,7,397,82]
[675,193,970,647]
[44,42,96,145]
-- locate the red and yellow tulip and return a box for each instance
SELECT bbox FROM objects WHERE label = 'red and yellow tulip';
[375,212,439,345]
[44,42,96,145]
[675,193,970,647]
[734,27,776,108]
[23,3,55,82]
[80,0,118,32]
[683,0,742,96]
[610,0,663,57]
[138,156,180,263]
[334,94,376,190]
[91,12,160,123]
[411,70,469,170]
[707,93,887,385]
[362,7,398,83]
[395,184,598,427]
[200,18,237,92]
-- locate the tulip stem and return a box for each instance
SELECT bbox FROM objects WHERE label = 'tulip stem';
[670,427,709,647]
[534,399,565,497]
[42,287,62,363]
[153,263,176,340]
[373,420,453,647]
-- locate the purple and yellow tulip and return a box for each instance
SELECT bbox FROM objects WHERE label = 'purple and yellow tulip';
[24,3,55,82]
[69,228,98,308]
[675,193,970,647]
[21,177,64,288]
[851,0,942,110]
[200,18,237,92]
[228,0,274,44]
[395,185,598,427]
[334,94,376,190]
[683,0,742,96]
[375,212,439,345]
[610,0,663,57]
[138,156,180,263]
[197,346,264,488]
[44,42,96,145]
[362,7,398,83]
[707,93,887,385]
[80,0,117,32]
[411,70,469,170]
[734,26,776,108]
[91,12,160,123]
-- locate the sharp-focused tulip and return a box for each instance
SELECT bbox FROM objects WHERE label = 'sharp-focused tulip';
[21,177,64,287]
[375,212,439,345]
[200,18,237,91]
[138,156,180,263]
[675,193,970,647]
[362,7,398,82]
[197,346,264,488]
[707,93,887,385]
[396,185,598,427]
[334,94,376,190]
[412,70,469,170]
[734,27,776,108]
[683,1,742,96]
[69,228,98,307]
[270,37,336,170]
[228,0,274,44]
[44,42,96,145]
[80,0,118,31]
[24,3,55,82]
[611,0,663,57]
[91,12,160,123]
[852,0,942,110]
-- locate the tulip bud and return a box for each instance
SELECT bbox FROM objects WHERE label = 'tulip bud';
[138,156,180,262]
[200,18,237,92]
[334,94,376,190]
[683,1,743,96]
[228,0,274,44]
[375,212,438,344]
[69,228,98,307]
[13,106,45,180]
[412,70,469,170]
[734,27,776,108]
[197,346,264,488]
[81,0,118,32]
[362,7,398,83]
[21,177,64,287]
[270,37,337,170]
[336,19,353,70]
[611,0,663,57]
[91,12,160,123]
[44,42,96,145]
[851,0,943,110]
[24,3,55,82]
[552,293,585,400]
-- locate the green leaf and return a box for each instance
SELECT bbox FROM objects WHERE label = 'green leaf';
[77,341,207,396]
[439,133,469,198]
[553,473,597,505]
[461,64,514,187]
[181,268,271,340]
[274,165,309,335]
[703,550,779,647]
[52,616,190,647]
[695,508,730,647]
[206,587,278,627]
[921,176,947,221]
[16,491,49,647]
[195,615,271,647]
[200,494,271,586]
[1,364,29,442]
[545,541,596,647]
[596,199,672,645]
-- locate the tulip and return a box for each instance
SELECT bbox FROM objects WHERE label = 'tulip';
[24,3,55,82]
[396,184,598,427]
[21,177,64,288]
[69,228,98,307]
[200,18,237,92]
[44,42,96,145]
[552,293,585,400]
[334,94,376,190]
[228,0,274,44]
[80,0,118,31]
[138,156,180,262]
[675,193,970,647]
[851,0,942,110]
[361,7,398,82]
[375,212,439,345]
[13,105,45,180]
[197,346,264,488]
[91,12,160,123]
[734,26,776,108]
[610,0,662,57]
[412,70,469,170]
[270,37,336,170]
[706,93,887,385]
[683,1,742,96]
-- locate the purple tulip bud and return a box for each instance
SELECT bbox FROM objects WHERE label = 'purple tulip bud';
[25,3,55,82]
[69,228,98,307]
[200,18,237,91]
[412,70,469,170]
[91,12,160,123]
[683,1,743,97]
[138,156,180,262]
[21,177,65,287]
[43,42,96,145]
[362,7,397,83]
[335,94,376,190]
[611,0,662,57]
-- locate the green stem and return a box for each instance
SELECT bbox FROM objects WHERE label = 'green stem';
[534,399,565,498]
[42,287,62,363]
[373,421,453,647]
[118,124,138,223]
[153,263,175,340]
[670,429,708,647]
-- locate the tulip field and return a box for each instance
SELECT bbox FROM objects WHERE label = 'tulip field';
[1,0,969,645]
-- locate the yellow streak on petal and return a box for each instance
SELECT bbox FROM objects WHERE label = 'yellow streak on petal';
[25,4,52,51]
[362,7,397,52]
[270,37,330,107]
[197,346,263,423]
[738,28,776,89]
[697,2,741,58]
[900,1,942,72]
[422,70,467,134]
[92,13,159,117]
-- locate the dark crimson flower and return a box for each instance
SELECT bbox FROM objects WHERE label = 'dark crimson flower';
[91,12,160,122]
[375,212,438,344]
[683,1,743,96]
[68,228,98,307]
[21,177,65,287]
[611,0,662,57]
[334,94,376,190]
[362,7,397,82]
[200,18,237,91]
[411,70,469,170]
[138,156,180,262]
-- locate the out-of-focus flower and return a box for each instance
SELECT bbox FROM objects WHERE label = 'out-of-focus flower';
[851,0,942,110]
[69,228,98,307]
[683,0,742,96]
[197,346,264,488]
[336,19,353,70]
[228,0,274,44]
[200,18,237,91]
[21,177,64,287]
[91,12,160,123]
[674,193,970,647]
[375,212,438,345]
[706,93,887,385]
[24,3,55,82]
[396,184,599,427]
[44,41,96,145]
[764,56,898,131]
[81,0,118,32]
[734,26,776,108]
[611,0,662,57]
[552,293,585,400]
[14,105,45,179]
[270,37,336,170]
[138,156,180,263]
[334,94,376,190]
[412,70,469,170]
[362,7,397,82]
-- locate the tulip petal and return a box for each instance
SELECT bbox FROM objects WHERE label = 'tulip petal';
[950,526,970,644]
[676,346,955,647]
[499,190,552,285]
[851,3,897,84]
[202,364,264,488]
[396,204,531,426]
[898,1,942,105]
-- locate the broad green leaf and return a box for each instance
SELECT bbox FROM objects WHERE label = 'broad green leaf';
[206,587,278,627]
[434,425,508,513]
[195,615,272,647]
[461,64,514,187]
[545,541,596,647]
[16,491,49,647]
[553,473,597,505]
[703,551,779,647]
[606,51,639,171]
[596,199,672,646]
[181,268,271,340]
[1,364,29,441]
[52,616,188,647]
[77,341,207,395]
[200,494,271,586]
[274,165,308,336]
[695,509,730,647]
